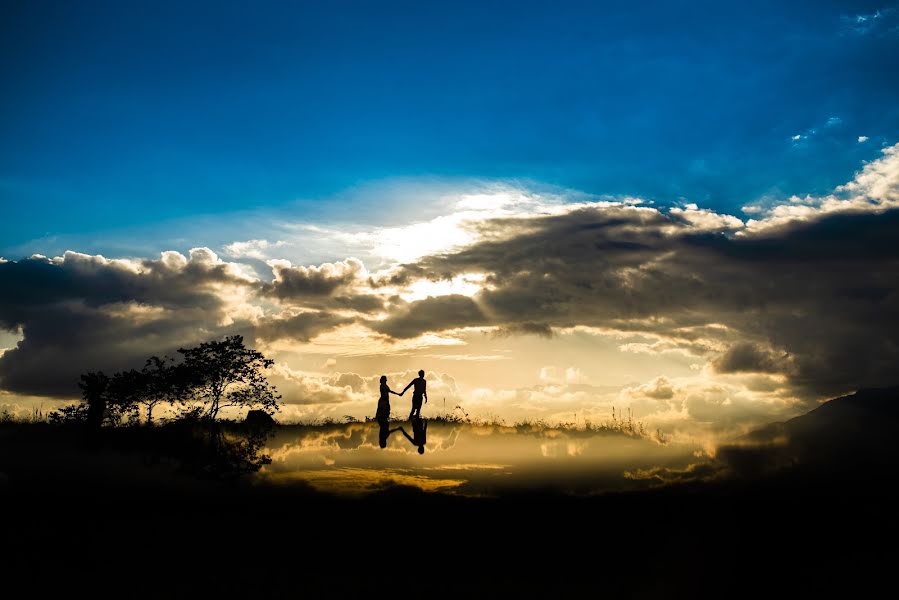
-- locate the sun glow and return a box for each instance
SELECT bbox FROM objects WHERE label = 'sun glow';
[400,273,487,302]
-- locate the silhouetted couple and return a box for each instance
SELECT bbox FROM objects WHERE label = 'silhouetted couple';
[376,370,428,453]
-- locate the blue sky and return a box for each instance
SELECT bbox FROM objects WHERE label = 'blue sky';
[2,0,899,257]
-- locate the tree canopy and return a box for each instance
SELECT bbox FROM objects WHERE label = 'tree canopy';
[177,335,281,420]
[60,336,280,425]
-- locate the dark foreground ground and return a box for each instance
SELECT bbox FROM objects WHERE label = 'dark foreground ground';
[4,473,896,599]
[3,388,899,598]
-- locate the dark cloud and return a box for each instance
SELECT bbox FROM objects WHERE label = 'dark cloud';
[0,250,248,322]
[712,343,786,374]
[0,303,224,398]
[265,258,364,299]
[256,311,354,343]
[0,250,389,397]
[388,206,899,398]
[369,294,488,339]
[0,250,254,396]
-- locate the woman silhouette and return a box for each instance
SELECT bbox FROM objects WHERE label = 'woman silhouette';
[376,375,403,448]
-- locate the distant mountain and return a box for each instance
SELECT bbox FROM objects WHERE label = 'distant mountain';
[718,387,899,478]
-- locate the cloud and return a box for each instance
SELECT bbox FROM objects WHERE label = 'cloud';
[842,8,898,36]
[369,294,489,339]
[539,366,588,385]
[255,311,354,343]
[624,376,675,400]
[623,462,723,484]
[712,343,788,375]
[0,249,259,396]
[377,148,899,400]
[266,257,367,299]
[669,205,744,231]
[222,239,289,260]
[788,115,846,149]
[858,136,869,143]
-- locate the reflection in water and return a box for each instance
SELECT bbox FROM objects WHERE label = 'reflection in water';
[259,421,706,496]
[399,417,427,454]
[265,468,466,495]
[378,420,402,449]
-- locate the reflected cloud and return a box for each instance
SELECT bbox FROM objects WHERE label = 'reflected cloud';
[260,421,704,497]
[261,467,466,495]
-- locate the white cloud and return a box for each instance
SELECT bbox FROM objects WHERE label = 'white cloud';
[539,366,589,385]
[858,136,869,143]
[746,142,899,230]
[669,205,744,232]
[223,239,289,260]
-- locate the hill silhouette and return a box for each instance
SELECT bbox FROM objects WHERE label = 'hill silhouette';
[718,386,899,479]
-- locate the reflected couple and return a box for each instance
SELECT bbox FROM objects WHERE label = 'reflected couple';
[375,371,428,453]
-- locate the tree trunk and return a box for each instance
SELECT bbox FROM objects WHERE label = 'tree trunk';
[87,397,105,430]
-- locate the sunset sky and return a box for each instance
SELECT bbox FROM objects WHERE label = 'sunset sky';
[2,1,899,444]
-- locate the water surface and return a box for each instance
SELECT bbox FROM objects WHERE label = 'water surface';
[260,421,706,496]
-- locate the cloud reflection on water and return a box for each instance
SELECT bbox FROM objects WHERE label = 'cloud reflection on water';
[259,421,706,496]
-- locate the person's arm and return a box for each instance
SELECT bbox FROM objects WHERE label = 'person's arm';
[401,380,413,395]
[389,387,401,396]
[423,381,428,402]
[399,427,414,444]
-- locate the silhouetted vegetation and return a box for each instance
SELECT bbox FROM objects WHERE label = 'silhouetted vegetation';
[51,335,280,426]
[175,336,281,420]
[363,403,655,440]
[38,335,281,478]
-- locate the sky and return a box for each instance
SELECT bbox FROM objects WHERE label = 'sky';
[2,1,899,445]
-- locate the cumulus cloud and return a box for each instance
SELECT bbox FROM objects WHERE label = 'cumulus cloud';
[747,143,899,229]
[255,311,354,343]
[266,257,367,299]
[624,376,676,400]
[0,249,258,396]
[369,294,489,339]
[376,148,899,399]
[712,343,789,375]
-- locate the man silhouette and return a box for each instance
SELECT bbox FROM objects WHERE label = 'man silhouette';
[402,370,427,420]
[400,417,428,454]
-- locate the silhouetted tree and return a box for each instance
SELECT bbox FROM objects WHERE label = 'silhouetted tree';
[107,369,143,421]
[139,356,180,424]
[79,371,110,429]
[177,335,280,420]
